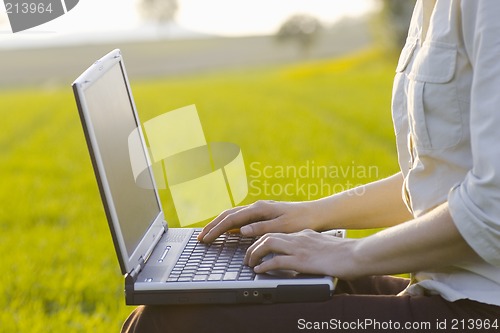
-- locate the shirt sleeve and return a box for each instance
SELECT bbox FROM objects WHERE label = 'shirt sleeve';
[448,0,500,267]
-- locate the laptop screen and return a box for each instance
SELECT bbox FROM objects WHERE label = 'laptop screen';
[82,61,161,257]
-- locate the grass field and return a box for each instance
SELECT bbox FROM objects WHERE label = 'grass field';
[0,48,399,332]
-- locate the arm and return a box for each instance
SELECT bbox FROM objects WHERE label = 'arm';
[444,0,500,267]
[245,202,479,280]
[310,172,413,231]
[199,172,413,243]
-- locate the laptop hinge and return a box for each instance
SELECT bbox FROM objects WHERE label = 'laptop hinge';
[126,225,166,280]
[126,258,144,281]
[142,225,166,265]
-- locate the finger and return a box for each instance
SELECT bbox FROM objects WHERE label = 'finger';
[201,207,253,243]
[244,234,269,265]
[240,217,284,237]
[253,254,296,274]
[202,201,279,242]
[198,206,247,241]
[245,234,291,267]
[246,233,287,258]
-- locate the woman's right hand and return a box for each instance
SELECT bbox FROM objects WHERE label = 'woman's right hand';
[197,200,317,243]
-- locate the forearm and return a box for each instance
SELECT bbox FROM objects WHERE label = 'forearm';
[308,172,413,231]
[344,202,479,279]
[201,173,413,242]
[244,201,480,280]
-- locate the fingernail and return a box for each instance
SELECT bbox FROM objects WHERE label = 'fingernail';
[200,233,208,243]
[241,225,252,235]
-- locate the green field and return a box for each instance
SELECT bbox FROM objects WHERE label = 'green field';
[0,48,399,332]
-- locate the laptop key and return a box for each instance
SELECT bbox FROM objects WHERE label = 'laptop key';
[193,274,208,282]
[208,273,224,281]
[223,271,239,281]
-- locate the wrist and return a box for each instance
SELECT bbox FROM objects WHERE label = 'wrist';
[347,238,370,279]
[298,199,332,231]
[307,194,344,231]
[323,236,364,279]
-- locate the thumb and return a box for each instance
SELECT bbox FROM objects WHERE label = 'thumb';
[240,219,280,237]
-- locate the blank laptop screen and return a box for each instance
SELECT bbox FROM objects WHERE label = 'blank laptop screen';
[83,62,161,257]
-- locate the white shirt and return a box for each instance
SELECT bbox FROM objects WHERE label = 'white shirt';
[392,0,500,305]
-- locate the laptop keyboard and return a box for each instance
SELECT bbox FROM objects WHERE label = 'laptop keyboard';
[167,230,257,283]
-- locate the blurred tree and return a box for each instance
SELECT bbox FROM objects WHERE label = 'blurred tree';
[376,0,416,51]
[138,0,178,25]
[276,14,323,58]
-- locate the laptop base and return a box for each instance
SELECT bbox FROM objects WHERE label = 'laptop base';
[125,283,333,305]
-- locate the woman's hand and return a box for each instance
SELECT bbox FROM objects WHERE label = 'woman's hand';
[243,203,478,281]
[198,200,319,243]
[244,229,359,279]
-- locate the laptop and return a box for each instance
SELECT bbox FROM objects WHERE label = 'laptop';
[72,49,345,305]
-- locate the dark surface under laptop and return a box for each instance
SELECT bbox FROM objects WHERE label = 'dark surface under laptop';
[72,49,343,305]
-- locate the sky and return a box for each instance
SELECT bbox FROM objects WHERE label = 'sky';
[0,0,377,48]
[176,0,376,36]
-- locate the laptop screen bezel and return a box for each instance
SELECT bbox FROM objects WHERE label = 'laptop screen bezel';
[72,49,166,275]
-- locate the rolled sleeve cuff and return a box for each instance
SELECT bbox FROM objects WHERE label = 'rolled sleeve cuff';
[448,183,500,267]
